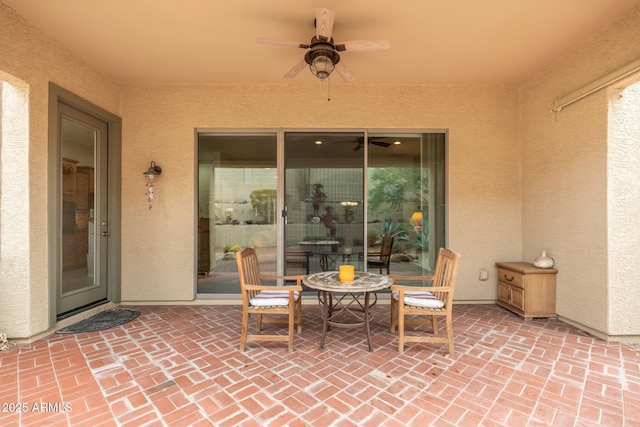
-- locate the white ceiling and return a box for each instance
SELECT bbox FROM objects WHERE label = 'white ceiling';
[3,0,640,85]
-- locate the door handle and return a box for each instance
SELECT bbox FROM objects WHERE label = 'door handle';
[101,220,109,236]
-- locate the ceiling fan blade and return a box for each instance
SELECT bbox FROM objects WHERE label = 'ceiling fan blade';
[335,39,390,52]
[371,140,392,147]
[353,143,363,151]
[335,62,355,82]
[256,38,309,49]
[315,8,335,40]
[332,137,364,144]
[283,60,308,79]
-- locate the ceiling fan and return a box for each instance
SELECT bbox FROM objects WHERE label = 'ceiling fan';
[333,137,393,151]
[257,8,390,82]
[353,139,392,151]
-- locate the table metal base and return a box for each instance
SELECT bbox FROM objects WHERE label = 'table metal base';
[316,290,378,352]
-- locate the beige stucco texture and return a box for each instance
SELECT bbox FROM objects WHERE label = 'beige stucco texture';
[1,2,639,340]
[519,6,640,339]
[0,4,121,338]
[119,83,520,304]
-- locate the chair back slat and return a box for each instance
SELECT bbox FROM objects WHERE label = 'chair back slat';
[379,236,394,262]
[431,248,461,304]
[236,247,262,301]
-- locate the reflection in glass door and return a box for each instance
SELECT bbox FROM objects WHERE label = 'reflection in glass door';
[284,132,365,275]
[197,133,277,294]
[367,133,446,273]
[196,130,447,296]
[57,104,108,315]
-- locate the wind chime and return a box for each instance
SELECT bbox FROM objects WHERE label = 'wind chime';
[143,161,162,210]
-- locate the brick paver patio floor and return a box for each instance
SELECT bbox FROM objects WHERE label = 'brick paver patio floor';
[1,304,639,426]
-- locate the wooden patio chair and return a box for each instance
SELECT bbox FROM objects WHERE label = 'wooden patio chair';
[390,248,461,354]
[367,235,394,274]
[236,247,303,353]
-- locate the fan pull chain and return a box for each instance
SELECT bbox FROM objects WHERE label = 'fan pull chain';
[327,77,331,101]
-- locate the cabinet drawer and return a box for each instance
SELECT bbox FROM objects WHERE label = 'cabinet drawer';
[498,268,523,288]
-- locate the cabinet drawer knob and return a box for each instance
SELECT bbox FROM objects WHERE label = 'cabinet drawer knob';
[504,274,514,282]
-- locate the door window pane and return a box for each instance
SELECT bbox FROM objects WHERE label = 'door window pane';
[367,133,445,274]
[197,133,277,294]
[284,132,365,275]
[61,118,96,294]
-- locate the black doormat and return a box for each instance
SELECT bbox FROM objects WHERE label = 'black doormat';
[56,308,140,334]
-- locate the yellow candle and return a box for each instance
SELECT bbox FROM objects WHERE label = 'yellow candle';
[339,265,355,282]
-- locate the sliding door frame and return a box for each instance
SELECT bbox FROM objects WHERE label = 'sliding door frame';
[194,127,448,299]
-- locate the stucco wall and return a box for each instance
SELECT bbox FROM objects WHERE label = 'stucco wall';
[120,83,521,302]
[608,81,640,337]
[519,6,640,337]
[7,0,638,340]
[0,4,121,337]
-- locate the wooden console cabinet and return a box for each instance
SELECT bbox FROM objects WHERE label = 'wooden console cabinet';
[495,262,557,319]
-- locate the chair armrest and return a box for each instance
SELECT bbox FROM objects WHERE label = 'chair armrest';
[260,274,304,283]
[390,275,434,281]
[245,284,303,292]
[391,284,451,293]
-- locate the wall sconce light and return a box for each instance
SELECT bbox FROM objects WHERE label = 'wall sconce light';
[410,211,423,231]
[143,161,162,210]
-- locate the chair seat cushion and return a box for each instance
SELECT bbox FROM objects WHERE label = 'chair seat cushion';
[250,290,300,307]
[392,290,445,308]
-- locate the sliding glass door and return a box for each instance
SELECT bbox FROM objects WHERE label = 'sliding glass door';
[367,133,446,272]
[284,132,365,274]
[197,133,277,294]
[196,130,446,295]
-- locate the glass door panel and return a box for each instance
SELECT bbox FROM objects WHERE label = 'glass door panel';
[367,133,445,274]
[197,133,277,294]
[57,104,108,315]
[284,132,365,275]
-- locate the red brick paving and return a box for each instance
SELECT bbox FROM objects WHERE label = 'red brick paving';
[0,304,639,426]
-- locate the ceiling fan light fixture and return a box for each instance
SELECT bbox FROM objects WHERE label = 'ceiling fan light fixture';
[305,47,340,80]
[311,55,334,80]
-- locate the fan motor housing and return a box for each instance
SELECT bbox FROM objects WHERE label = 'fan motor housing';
[304,37,341,67]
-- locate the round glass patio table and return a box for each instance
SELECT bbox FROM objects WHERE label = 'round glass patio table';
[303,271,392,352]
